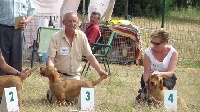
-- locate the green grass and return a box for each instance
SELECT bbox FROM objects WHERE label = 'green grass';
[168,7,200,20]
[20,62,200,112]
[18,7,200,111]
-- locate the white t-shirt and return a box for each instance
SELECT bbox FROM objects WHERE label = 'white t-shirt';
[145,45,175,72]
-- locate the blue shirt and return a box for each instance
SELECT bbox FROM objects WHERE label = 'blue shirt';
[0,0,35,26]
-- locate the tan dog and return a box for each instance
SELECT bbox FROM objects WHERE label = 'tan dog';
[146,74,188,109]
[0,67,37,107]
[40,66,106,106]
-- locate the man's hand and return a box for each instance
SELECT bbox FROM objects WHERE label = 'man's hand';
[98,69,108,79]
[18,67,31,76]
[18,20,28,30]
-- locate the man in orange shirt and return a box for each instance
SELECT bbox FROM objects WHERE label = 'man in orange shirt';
[85,11,101,44]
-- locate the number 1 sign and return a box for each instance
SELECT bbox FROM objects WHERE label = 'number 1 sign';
[0,87,19,112]
[164,90,177,111]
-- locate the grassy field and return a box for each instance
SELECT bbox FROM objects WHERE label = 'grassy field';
[17,7,200,111]
[19,62,200,112]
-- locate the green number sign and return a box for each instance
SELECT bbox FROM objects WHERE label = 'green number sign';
[168,93,174,103]
[9,91,14,102]
[85,91,90,101]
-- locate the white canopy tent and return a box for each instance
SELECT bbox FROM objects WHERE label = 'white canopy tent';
[35,0,81,16]
[34,0,115,21]
[88,0,116,21]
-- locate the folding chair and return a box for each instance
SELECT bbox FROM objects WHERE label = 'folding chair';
[82,31,116,75]
[30,27,61,67]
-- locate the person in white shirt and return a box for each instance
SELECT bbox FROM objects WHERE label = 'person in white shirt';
[137,29,178,101]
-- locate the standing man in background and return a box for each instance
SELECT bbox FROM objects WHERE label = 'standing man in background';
[85,11,101,44]
[0,0,35,76]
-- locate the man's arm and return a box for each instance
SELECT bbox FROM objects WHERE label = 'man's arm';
[18,15,34,29]
[0,56,19,75]
[18,0,35,29]
[86,55,108,77]
[46,57,55,67]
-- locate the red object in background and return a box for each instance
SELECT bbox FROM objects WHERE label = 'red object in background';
[108,25,142,64]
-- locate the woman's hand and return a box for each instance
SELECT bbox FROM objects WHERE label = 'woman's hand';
[152,70,163,77]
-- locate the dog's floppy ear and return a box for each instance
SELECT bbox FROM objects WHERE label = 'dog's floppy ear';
[49,66,59,83]
[48,67,56,83]
[159,77,164,90]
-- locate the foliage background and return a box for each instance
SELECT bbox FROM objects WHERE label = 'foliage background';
[78,0,200,17]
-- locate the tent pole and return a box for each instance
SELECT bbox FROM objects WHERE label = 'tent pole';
[161,0,166,28]
[82,0,86,31]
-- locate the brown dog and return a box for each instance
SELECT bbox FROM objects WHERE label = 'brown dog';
[40,66,106,106]
[146,74,188,109]
[0,67,37,107]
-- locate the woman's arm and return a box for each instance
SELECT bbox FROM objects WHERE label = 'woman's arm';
[158,50,178,78]
[143,53,151,86]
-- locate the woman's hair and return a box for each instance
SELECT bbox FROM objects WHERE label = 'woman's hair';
[150,29,169,42]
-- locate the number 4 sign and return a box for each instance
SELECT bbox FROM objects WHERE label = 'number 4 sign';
[0,87,20,112]
[78,87,94,111]
[164,90,177,111]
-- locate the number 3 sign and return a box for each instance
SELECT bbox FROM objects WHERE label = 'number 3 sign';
[78,87,95,111]
[164,90,177,111]
[0,87,19,112]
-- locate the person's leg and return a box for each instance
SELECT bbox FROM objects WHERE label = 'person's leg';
[163,74,177,90]
[140,74,145,89]
[0,25,13,75]
[136,74,146,102]
[9,29,23,72]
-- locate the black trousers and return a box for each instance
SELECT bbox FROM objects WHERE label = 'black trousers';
[140,74,177,90]
[0,24,24,75]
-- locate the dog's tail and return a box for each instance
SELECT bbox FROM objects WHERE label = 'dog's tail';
[91,75,106,86]
[19,67,38,81]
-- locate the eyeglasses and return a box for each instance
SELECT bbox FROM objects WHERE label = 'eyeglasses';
[150,41,162,46]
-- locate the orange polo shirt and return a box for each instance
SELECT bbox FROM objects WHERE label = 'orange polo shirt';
[47,29,92,75]
[85,24,101,43]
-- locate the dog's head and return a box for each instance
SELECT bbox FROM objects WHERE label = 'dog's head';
[146,74,164,91]
[40,66,60,83]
